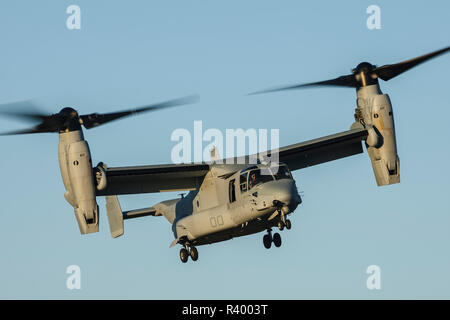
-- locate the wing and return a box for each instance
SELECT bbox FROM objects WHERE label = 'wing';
[98,128,367,196]
[275,128,368,171]
[97,163,210,196]
[218,128,368,170]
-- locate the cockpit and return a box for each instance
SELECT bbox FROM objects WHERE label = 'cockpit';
[239,164,292,192]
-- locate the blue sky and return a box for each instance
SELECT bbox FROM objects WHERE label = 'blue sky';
[0,0,449,299]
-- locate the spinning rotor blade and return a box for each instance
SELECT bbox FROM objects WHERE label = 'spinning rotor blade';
[0,101,49,122]
[251,45,450,94]
[0,116,66,135]
[0,95,199,135]
[373,46,450,81]
[250,74,358,94]
[0,101,67,135]
[79,94,199,129]
[0,127,46,136]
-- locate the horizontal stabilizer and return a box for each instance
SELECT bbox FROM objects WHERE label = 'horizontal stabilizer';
[105,195,158,238]
[123,207,157,219]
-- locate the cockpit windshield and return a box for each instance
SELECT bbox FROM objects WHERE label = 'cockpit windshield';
[272,165,292,180]
[240,164,292,191]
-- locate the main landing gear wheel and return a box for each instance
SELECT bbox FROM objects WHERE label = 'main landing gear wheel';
[263,234,272,249]
[285,219,292,230]
[277,221,285,231]
[273,233,282,247]
[180,248,189,263]
[190,246,199,261]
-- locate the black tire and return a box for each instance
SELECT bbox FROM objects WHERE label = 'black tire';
[273,233,282,247]
[190,246,199,261]
[180,248,189,263]
[263,234,272,249]
[285,219,292,230]
[278,221,285,231]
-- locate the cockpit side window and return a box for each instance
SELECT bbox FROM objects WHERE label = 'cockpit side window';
[248,168,274,190]
[240,172,248,192]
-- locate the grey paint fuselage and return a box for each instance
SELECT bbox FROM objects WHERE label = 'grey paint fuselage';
[152,163,301,246]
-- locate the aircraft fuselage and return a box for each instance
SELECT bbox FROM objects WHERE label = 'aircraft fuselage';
[155,163,302,246]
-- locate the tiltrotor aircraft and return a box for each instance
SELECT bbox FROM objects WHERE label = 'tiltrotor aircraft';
[1,46,449,263]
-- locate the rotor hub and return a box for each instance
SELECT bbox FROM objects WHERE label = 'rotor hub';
[352,62,379,87]
[353,62,375,74]
[59,107,79,119]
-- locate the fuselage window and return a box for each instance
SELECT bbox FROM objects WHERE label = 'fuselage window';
[240,172,248,192]
[229,179,236,203]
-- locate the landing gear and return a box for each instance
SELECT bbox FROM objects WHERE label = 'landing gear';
[278,211,292,231]
[190,246,199,261]
[263,229,282,249]
[263,234,272,249]
[273,233,282,247]
[179,243,199,263]
[180,248,189,263]
[285,219,292,230]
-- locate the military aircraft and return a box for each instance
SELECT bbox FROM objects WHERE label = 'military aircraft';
[0,46,448,263]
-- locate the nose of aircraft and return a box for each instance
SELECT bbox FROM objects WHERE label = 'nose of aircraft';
[258,179,301,209]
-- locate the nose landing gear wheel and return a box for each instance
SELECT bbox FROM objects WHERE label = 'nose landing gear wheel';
[285,219,292,230]
[273,233,282,247]
[277,221,285,231]
[180,248,189,263]
[263,234,272,249]
[190,246,199,261]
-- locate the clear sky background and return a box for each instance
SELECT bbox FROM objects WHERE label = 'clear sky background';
[0,0,449,299]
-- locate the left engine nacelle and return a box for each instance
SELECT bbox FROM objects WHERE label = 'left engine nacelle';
[58,130,99,234]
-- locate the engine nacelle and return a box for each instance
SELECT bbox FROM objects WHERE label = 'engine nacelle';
[58,130,99,234]
[355,84,400,186]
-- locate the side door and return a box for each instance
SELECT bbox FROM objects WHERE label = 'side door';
[228,178,237,204]
[228,171,255,224]
[239,171,257,219]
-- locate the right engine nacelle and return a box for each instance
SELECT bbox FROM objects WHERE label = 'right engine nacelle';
[355,84,400,186]
[58,130,99,234]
